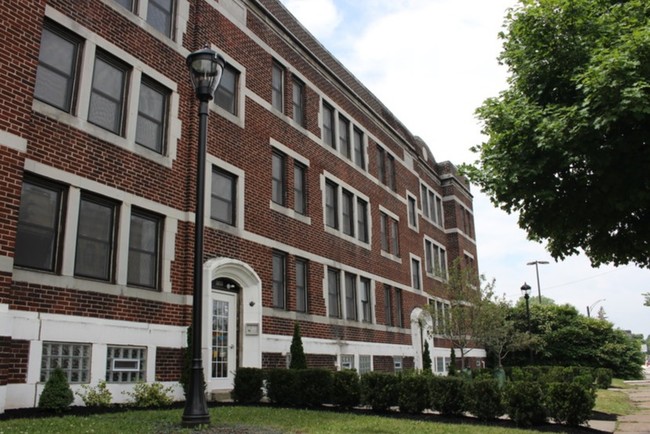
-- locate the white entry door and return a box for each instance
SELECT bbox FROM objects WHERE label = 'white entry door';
[210,290,238,389]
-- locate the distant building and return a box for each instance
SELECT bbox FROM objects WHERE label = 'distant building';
[0,0,481,411]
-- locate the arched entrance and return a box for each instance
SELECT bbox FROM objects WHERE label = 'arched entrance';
[410,307,433,371]
[202,258,262,392]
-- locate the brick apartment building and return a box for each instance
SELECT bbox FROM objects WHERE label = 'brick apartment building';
[0,0,481,411]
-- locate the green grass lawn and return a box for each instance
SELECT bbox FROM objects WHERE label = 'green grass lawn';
[593,379,638,417]
[0,406,547,434]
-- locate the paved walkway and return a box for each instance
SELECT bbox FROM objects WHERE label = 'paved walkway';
[604,367,650,434]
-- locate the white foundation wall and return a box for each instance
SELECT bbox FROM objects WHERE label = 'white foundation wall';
[0,304,186,412]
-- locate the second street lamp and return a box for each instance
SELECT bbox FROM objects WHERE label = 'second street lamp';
[521,282,532,363]
[527,260,549,303]
[182,46,225,428]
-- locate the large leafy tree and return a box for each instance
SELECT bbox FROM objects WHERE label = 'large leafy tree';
[463,0,650,267]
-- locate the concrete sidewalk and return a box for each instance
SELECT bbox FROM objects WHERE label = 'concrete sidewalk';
[613,376,650,433]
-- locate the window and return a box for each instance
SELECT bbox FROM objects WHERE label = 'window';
[435,301,449,331]
[390,219,400,257]
[272,151,286,206]
[146,0,174,37]
[339,115,350,158]
[424,240,433,274]
[15,178,65,272]
[435,356,451,373]
[359,355,371,374]
[376,146,396,191]
[215,64,238,115]
[88,52,128,135]
[356,198,368,243]
[393,357,403,373]
[271,62,284,112]
[411,258,421,290]
[325,180,338,229]
[377,146,386,184]
[341,190,354,236]
[211,167,237,225]
[272,251,286,309]
[395,288,403,328]
[74,195,117,281]
[387,155,396,191]
[293,162,307,215]
[34,23,81,113]
[425,240,448,279]
[106,346,146,383]
[380,213,389,251]
[421,184,444,226]
[384,285,392,326]
[328,268,341,318]
[408,196,417,228]
[353,128,365,169]
[41,342,90,383]
[292,78,304,125]
[128,210,161,289]
[341,354,354,370]
[114,0,135,10]
[322,102,335,148]
[136,79,168,154]
[436,196,444,226]
[345,272,357,320]
[295,258,308,312]
[360,277,372,322]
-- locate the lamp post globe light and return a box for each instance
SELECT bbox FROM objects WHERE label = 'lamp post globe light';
[182,46,224,428]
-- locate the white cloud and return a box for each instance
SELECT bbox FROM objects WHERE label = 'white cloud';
[280,0,342,40]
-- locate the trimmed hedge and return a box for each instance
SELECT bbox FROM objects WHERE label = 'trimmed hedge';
[398,373,430,414]
[504,381,547,427]
[332,370,360,409]
[594,368,613,389]
[546,382,596,426]
[430,375,466,416]
[360,372,399,412]
[297,369,332,407]
[266,368,299,406]
[231,367,264,404]
[465,378,504,420]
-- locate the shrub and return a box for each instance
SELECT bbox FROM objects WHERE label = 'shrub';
[38,368,74,412]
[123,382,174,407]
[504,381,546,427]
[360,372,399,412]
[448,349,458,376]
[465,378,503,420]
[297,369,332,407]
[429,375,466,416]
[265,368,299,406]
[231,367,264,404]
[332,370,360,409]
[422,341,432,372]
[398,373,430,414]
[594,367,613,389]
[546,382,595,426]
[76,380,112,407]
[289,323,307,369]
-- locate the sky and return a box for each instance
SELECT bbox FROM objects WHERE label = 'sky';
[278,0,649,336]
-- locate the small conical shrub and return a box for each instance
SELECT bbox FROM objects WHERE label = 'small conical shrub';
[38,368,74,412]
[448,348,457,376]
[290,322,307,369]
[423,340,432,372]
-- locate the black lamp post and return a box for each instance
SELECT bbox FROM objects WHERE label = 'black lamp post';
[521,282,532,363]
[182,46,224,428]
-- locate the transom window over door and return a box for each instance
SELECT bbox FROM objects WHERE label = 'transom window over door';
[34,23,81,113]
[74,195,117,281]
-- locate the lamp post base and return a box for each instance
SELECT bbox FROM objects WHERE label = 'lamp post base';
[181,364,210,428]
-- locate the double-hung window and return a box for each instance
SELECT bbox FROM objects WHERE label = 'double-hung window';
[408,196,417,228]
[345,272,357,320]
[74,194,118,281]
[395,288,403,327]
[339,115,350,158]
[325,180,338,229]
[215,64,238,115]
[353,127,365,169]
[88,52,128,135]
[272,251,286,309]
[146,0,174,37]
[360,277,372,322]
[272,151,286,206]
[356,198,368,243]
[15,178,66,272]
[322,102,335,148]
[295,258,308,312]
[341,189,354,236]
[380,213,389,251]
[127,210,161,289]
[384,285,392,326]
[328,268,341,318]
[136,78,169,154]
[272,62,284,112]
[390,219,400,257]
[115,0,135,11]
[292,78,304,125]
[211,167,237,226]
[411,258,421,291]
[325,179,369,244]
[293,162,307,215]
[34,23,81,113]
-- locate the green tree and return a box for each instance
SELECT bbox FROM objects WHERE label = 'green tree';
[643,293,650,307]
[462,0,650,268]
[289,322,307,369]
[422,340,432,372]
[38,368,74,412]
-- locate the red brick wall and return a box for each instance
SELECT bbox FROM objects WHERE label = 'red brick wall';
[155,347,184,382]
[0,337,29,385]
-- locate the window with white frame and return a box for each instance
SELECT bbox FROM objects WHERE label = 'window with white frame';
[379,211,400,257]
[341,354,355,370]
[424,239,448,279]
[435,356,451,373]
[215,63,239,115]
[272,251,286,309]
[327,267,341,318]
[34,18,176,159]
[127,209,162,289]
[359,355,371,374]
[211,167,238,226]
[420,183,444,227]
[360,277,372,323]
[74,194,118,282]
[324,178,370,244]
[295,257,308,312]
[106,346,146,382]
[14,177,66,272]
[271,61,284,112]
[321,100,367,169]
[41,342,90,383]
[393,356,403,372]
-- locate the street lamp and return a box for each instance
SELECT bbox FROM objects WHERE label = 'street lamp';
[527,260,549,303]
[587,299,605,318]
[521,282,532,363]
[182,46,225,428]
